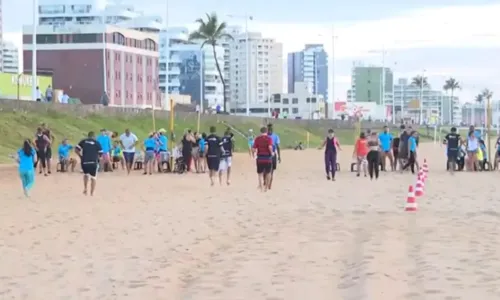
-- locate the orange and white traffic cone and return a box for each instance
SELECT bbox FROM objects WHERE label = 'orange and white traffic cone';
[419,168,426,183]
[415,175,424,197]
[405,185,417,212]
[422,159,429,175]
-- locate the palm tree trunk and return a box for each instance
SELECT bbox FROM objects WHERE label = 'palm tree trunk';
[487,97,492,163]
[212,45,227,112]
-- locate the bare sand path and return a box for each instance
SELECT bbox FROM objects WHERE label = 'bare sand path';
[1,143,500,299]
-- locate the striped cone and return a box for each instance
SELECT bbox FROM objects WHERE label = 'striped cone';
[415,175,424,197]
[405,185,417,212]
[419,168,426,183]
[422,159,429,175]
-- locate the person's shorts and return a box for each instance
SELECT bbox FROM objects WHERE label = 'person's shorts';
[192,148,200,158]
[467,149,478,156]
[272,156,277,170]
[81,163,98,178]
[357,156,368,165]
[447,149,458,162]
[144,150,155,163]
[112,156,121,163]
[46,147,52,159]
[206,156,220,171]
[123,152,135,163]
[101,152,110,162]
[158,150,169,162]
[256,160,272,174]
[219,156,232,172]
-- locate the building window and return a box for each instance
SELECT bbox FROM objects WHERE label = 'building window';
[282,108,289,113]
[311,97,317,103]
[282,98,289,104]
[112,32,125,45]
[306,97,310,103]
[292,97,298,104]
[72,33,98,43]
[36,34,57,44]
[292,108,299,114]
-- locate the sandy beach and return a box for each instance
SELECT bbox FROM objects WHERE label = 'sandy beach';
[1,142,500,299]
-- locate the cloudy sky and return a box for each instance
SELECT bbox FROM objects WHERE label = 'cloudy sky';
[3,0,500,103]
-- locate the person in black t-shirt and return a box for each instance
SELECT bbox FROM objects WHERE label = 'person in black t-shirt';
[219,129,233,185]
[444,127,461,173]
[76,131,103,196]
[205,126,222,186]
[392,136,400,170]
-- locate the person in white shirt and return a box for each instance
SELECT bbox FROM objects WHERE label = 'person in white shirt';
[119,129,138,174]
[35,86,42,102]
[61,92,69,104]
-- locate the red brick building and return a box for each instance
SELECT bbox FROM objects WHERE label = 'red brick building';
[23,24,160,107]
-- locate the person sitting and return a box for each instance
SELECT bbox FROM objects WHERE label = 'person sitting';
[134,149,144,170]
[294,142,304,150]
[111,141,125,170]
[57,138,76,172]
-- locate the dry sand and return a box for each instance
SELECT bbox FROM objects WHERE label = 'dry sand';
[1,142,500,300]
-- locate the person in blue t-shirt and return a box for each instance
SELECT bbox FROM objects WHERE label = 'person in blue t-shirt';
[198,133,207,173]
[402,131,418,174]
[111,140,125,170]
[15,140,37,197]
[156,129,169,171]
[96,129,112,171]
[378,126,394,171]
[247,129,255,157]
[143,133,157,175]
[58,138,76,172]
[267,124,281,190]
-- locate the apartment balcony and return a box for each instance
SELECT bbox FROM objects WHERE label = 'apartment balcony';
[169,55,181,63]
[169,79,181,86]
[168,67,181,75]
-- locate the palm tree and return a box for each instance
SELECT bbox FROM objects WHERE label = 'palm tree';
[411,76,429,123]
[443,78,461,124]
[475,93,483,104]
[411,75,429,88]
[481,89,493,162]
[189,12,233,112]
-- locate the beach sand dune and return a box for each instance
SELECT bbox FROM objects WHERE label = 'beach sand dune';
[1,143,500,299]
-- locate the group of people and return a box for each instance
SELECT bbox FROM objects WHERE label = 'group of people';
[443,125,495,173]
[12,122,283,196]
[318,124,421,181]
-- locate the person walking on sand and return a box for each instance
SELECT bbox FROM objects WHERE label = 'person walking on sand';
[402,131,418,174]
[33,127,51,176]
[444,127,461,174]
[397,125,410,171]
[267,124,281,190]
[378,126,394,171]
[247,129,255,157]
[318,129,341,181]
[466,130,479,171]
[14,140,37,197]
[353,132,368,177]
[119,129,138,174]
[40,123,55,174]
[367,132,381,180]
[205,126,222,186]
[219,129,234,185]
[253,126,273,191]
[75,131,102,196]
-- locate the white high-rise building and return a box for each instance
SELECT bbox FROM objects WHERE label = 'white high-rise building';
[221,27,283,110]
[158,27,224,108]
[2,41,19,74]
[37,0,162,30]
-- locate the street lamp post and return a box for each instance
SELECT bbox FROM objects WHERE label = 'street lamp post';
[32,0,38,101]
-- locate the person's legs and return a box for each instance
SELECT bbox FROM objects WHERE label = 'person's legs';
[356,157,362,177]
[37,150,47,175]
[362,157,368,176]
[324,151,333,179]
[123,152,132,174]
[46,147,52,174]
[268,156,277,190]
[82,165,89,195]
[393,150,399,170]
[374,153,380,179]
[226,157,232,185]
[89,165,98,196]
[367,152,375,179]
[380,151,387,171]
[387,151,394,171]
[409,152,416,174]
[331,152,337,180]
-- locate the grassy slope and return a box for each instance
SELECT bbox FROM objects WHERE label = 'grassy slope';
[0,109,434,163]
[0,110,360,163]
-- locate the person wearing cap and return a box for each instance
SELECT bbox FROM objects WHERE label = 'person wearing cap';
[97,129,112,172]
